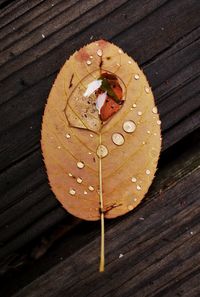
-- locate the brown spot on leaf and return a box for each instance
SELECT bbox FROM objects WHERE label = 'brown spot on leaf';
[76,48,90,62]
[69,74,74,88]
[97,39,108,48]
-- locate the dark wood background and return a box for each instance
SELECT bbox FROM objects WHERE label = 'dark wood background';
[0,0,200,296]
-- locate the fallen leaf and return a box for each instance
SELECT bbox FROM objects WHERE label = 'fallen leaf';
[41,40,162,272]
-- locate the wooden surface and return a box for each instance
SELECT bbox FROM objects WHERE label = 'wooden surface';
[0,0,199,296]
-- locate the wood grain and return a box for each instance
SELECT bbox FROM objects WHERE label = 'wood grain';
[12,133,200,297]
[0,0,199,247]
[0,0,199,295]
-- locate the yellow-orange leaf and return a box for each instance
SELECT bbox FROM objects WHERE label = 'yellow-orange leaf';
[42,39,161,220]
[41,40,161,270]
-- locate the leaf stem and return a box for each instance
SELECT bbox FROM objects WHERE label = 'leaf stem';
[99,133,105,272]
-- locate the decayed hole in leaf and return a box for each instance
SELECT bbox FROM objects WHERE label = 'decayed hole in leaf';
[64,69,127,133]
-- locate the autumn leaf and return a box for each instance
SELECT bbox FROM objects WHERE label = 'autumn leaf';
[41,40,162,272]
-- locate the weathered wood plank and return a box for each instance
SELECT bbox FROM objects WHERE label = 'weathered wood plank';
[0,2,200,296]
[0,207,67,260]
[152,266,200,297]
[143,26,200,87]
[0,0,200,264]
[0,0,90,46]
[163,109,200,150]
[0,23,199,173]
[0,0,126,68]
[0,0,47,27]
[0,128,199,281]
[0,130,199,296]
[11,136,200,297]
[1,0,198,103]
[0,0,24,12]
[0,38,199,250]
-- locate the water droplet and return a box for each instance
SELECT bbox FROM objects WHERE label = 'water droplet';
[84,190,88,195]
[142,141,146,145]
[123,120,136,133]
[137,111,142,116]
[128,205,134,210]
[86,60,92,65]
[77,177,83,184]
[134,74,139,80]
[77,161,85,169]
[68,173,73,177]
[88,152,92,155]
[65,133,71,139]
[90,134,94,138]
[69,188,76,196]
[145,86,150,93]
[97,144,108,158]
[147,130,151,134]
[112,133,125,146]
[132,103,137,108]
[133,198,137,202]
[118,49,122,54]
[128,60,132,64]
[97,49,103,57]
[136,185,141,191]
[88,185,94,191]
[57,146,61,149]
[157,120,161,125]
[152,107,158,114]
[119,253,124,258]
[131,177,137,183]
[146,169,151,175]
[90,55,93,59]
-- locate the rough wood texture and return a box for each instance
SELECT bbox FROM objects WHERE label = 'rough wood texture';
[13,133,200,297]
[0,0,200,296]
